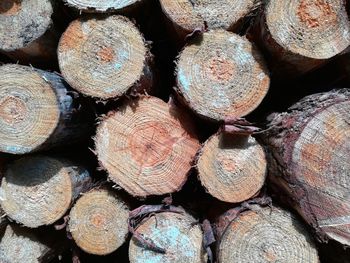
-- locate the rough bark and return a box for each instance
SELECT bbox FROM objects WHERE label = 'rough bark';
[0,155,93,228]
[260,88,350,246]
[0,64,92,154]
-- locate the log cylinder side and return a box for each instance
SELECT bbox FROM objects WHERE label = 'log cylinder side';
[197,133,266,203]
[217,206,319,263]
[261,89,350,246]
[0,155,92,228]
[176,31,270,122]
[95,96,200,197]
[129,210,207,263]
[64,0,142,13]
[58,15,152,100]
[68,188,129,256]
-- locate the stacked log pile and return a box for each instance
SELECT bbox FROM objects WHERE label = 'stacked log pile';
[0,0,349,262]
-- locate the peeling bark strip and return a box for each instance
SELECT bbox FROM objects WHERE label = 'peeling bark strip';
[197,131,267,203]
[68,188,129,256]
[260,89,350,246]
[129,207,207,263]
[175,30,270,122]
[0,0,57,63]
[0,64,92,154]
[0,155,93,228]
[58,15,154,100]
[63,0,143,13]
[95,96,200,197]
[215,205,319,263]
[254,0,350,77]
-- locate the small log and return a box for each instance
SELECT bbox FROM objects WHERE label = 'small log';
[215,205,319,263]
[68,188,130,256]
[58,15,154,100]
[197,132,266,203]
[260,89,350,246]
[0,64,92,154]
[252,0,350,77]
[0,155,93,228]
[63,0,143,13]
[176,30,270,122]
[95,96,200,197]
[129,207,207,263]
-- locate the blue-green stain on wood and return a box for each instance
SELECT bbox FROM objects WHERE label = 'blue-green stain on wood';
[178,69,191,93]
[5,145,28,154]
[115,50,129,70]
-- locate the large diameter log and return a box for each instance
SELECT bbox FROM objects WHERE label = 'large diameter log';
[68,188,129,256]
[176,30,270,122]
[215,205,319,263]
[197,132,266,203]
[0,155,92,228]
[0,64,91,154]
[260,89,350,246]
[58,15,153,100]
[64,0,143,13]
[129,208,207,263]
[95,96,200,197]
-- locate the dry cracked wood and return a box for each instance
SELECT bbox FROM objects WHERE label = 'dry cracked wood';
[64,0,143,13]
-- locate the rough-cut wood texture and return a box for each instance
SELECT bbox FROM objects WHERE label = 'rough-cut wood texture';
[0,155,92,228]
[251,0,350,78]
[95,96,200,197]
[197,132,266,203]
[0,64,92,154]
[58,15,154,100]
[129,207,207,263]
[68,188,129,256]
[0,0,57,64]
[176,30,270,122]
[215,205,319,263]
[64,0,143,13]
[0,224,64,263]
[260,89,350,246]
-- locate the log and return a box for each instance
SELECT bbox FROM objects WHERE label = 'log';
[58,15,154,100]
[197,132,266,203]
[129,207,207,263]
[0,155,93,228]
[176,30,270,122]
[252,0,350,77]
[215,205,319,263]
[260,89,350,246]
[68,188,129,256]
[63,0,143,13]
[0,0,57,64]
[0,64,92,154]
[95,96,200,197]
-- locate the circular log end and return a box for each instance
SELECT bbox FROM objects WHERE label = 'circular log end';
[0,0,53,51]
[0,64,59,154]
[58,15,148,99]
[65,0,141,12]
[69,189,129,255]
[218,206,319,263]
[129,211,207,263]
[266,0,350,59]
[176,31,270,121]
[198,133,266,203]
[95,96,200,197]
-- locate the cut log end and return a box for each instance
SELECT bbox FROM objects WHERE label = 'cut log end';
[68,189,129,256]
[217,206,319,263]
[58,15,150,99]
[0,156,92,228]
[95,96,200,197]
[197,133,266,203]
[129,210,207,263]
[64,0,142,12]
[0,0,53,51]
[266,0,350,59]
[176,31,270,121]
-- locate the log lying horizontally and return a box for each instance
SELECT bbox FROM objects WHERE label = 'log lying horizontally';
[58,15,153,100]
[64,0,144,13]
[95,96,200,197]
[197,132,266,203]
[176,30,270,122]
[215,205,319,263]
[0,155,92,228]
[68,188,129,256]
[0,64,91,154]
[260,89,350,246]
